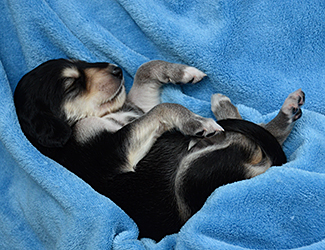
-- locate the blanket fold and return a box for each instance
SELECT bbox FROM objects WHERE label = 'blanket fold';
[1,0,324,249]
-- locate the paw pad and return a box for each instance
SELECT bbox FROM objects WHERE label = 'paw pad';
[282,89,305,122]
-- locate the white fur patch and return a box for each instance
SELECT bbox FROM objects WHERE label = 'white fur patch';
[62,67,80,79]
[74,117,122,143]
[104,111,140,125]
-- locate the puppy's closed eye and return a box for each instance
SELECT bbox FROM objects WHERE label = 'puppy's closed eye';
[63,77,86,99]
[63,77,76,91]
[61,69,88,101]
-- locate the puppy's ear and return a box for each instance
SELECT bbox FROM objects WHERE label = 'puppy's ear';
[14,59,74,148]
[29,113,72,148]
[16,110,72,148]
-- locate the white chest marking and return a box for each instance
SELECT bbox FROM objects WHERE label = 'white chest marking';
[74,111,141,143]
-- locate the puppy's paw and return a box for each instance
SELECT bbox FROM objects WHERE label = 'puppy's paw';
[281,89,305,122]
[211,93,231,108]
[167,65,206,84]
[211,93,242,120]
[181,116,224,137]
[181,66,207,84]
[143,60,206,85]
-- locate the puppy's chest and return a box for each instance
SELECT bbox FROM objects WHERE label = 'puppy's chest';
[74,108,143,143]
[103,110,141,129]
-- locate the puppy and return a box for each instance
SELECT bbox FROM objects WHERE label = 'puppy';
[14,59,305,241]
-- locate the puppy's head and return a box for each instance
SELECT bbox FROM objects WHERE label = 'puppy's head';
[14,59,126,148]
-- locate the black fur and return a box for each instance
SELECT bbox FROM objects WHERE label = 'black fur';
[15,60,76,147]
[218,119,287,166]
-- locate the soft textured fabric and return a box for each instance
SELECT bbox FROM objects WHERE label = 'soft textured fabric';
[1,0,325,249]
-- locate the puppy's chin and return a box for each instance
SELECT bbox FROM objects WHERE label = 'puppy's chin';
[97,85,126,117]
[63,85,126,124]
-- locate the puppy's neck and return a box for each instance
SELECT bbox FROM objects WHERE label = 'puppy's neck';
[73,101,144,143]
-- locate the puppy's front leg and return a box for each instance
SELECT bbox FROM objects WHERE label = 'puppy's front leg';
[128,60,206,113]
[121,103,223,172]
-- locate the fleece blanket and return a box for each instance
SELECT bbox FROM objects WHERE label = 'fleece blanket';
[1,0,325,249]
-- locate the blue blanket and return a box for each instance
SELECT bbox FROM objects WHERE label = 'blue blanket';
[1,0,325,249]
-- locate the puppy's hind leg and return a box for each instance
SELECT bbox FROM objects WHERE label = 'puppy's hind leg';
[263,89,305,145]
[211,94,242,120]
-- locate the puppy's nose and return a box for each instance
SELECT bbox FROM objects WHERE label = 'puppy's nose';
[111,66,123,79]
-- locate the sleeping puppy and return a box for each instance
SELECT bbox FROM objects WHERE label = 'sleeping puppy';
[14,59,305,241]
